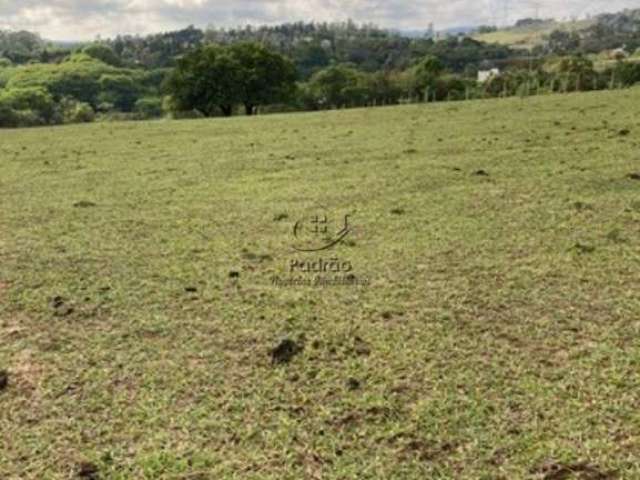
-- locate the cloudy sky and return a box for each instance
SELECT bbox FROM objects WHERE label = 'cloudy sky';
[0,0,638,41]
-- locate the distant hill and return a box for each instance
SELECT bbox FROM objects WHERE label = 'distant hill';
[441,25,478,35]
[474,8,640,53]
[473,18,593,50]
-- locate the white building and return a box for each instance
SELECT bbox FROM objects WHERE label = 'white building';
[478,68,500,83]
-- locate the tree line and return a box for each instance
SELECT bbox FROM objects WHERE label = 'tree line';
[2,13,640,128]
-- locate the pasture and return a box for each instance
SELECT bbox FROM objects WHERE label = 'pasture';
[2,88,640,479]
[473,19,593,50]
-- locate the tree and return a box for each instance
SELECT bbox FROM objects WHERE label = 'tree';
[548,30,581,55]
[407,55,444,99]
[83,44,121,67]
[307,64,365,108]
[612,61,640,86]
[0,87,56,126]
[556,55,597,91]
[134,97,163,118]
[365,71,403,105]
[98,74,140,111]
[293,41,331,79]
[164,43,296,117]
[476,25,498,34]
[164,45,241,117]
[228,43,297,115]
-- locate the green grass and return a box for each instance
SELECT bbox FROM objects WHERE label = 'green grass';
[2,88,640,479]
[474,19,593,49]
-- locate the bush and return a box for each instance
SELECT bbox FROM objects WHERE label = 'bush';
[142,69,170,90]
[0,86,55,126]
[134,97,163,119]
[0,100,19,127]
[433,75,470,101]
[58,98,95,123]
[98,74,140,111]
[82,44,121,67]
[97,102,116,113]
[307,65,366,108]
[612,61,640,86]
[0,103,45,128]
[6,55,137,106]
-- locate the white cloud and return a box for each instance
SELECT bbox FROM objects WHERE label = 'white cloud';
[0,0,638,41]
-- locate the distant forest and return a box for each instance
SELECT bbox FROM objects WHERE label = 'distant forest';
[1,9,640,127]
[1,22,516,77]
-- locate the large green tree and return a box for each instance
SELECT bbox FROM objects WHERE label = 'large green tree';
[164,43,296,117]
[229,43,297,115]
[408,55,444,99]
[307,64,366,108]
[97,74,141,111]
[83,44,121,67]
[164,45,240,116]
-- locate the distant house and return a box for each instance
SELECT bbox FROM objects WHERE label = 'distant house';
[478,68,500,83]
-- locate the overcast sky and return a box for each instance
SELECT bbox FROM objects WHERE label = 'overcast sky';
[0,0,638,41]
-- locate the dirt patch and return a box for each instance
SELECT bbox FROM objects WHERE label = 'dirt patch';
[0,281,9,301]
[571,242,596,255]
[76,461,100,479]
[346,378,361,390]
[350,336,371,356]
[12,349,45,395]
[73,201,97,208]
[0,370,8,391]
[532,461,616,480]
[270,339,303,364]
[401,439,456,462]
[51,296,74,317]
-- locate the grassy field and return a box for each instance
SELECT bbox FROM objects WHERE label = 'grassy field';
[2,87,640,479]
[473,19,593,49]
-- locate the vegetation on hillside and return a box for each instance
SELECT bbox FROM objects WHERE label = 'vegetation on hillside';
[475,8,640,56]
[2,9,640,128]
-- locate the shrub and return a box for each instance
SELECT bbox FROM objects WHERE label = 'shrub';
[98,74,140,111]
[97,102,116,113]
[307,64,366,108]
[0,99,19,127]
[82,44,121,67]
[612,61,640,86]
[134,97,163,119]
[0,103,45,128]
[6,55,136,106]
[0,87,55,125]
[58,97,95,123]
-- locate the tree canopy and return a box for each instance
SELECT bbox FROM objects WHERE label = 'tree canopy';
[164,43,296,117]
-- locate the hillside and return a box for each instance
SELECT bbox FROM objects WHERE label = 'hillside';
[2,89,640,478]
[474,18,594,49]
